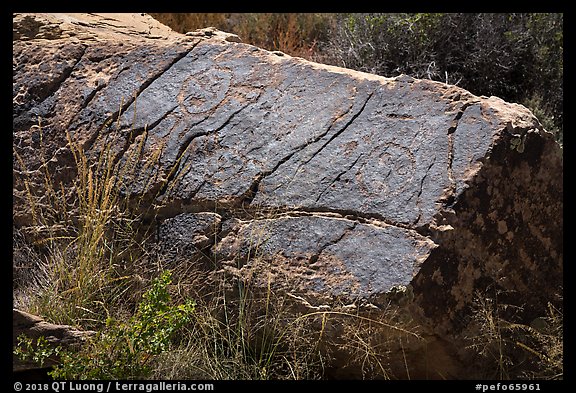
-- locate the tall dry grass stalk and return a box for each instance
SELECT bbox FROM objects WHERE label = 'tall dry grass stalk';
[13,103,164,328]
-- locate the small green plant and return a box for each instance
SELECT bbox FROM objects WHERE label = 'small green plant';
[15,271,195,380]
[14,335,62,369]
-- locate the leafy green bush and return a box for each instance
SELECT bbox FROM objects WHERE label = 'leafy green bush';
[15,271,195,380]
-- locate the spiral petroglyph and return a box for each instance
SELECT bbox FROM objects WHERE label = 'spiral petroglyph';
[178,66,232,116]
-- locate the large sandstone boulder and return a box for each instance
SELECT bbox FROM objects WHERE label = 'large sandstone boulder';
[13,13,562,378]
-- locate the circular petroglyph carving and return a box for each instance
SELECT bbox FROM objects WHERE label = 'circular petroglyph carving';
[356,143,416,197]
[178,66,232,115]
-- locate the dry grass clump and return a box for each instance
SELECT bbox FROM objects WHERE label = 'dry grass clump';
[149,276,327,380]
[150,13,333,59]
[467,290,563,380]
[13,113,161,328]
[147,264,425,380]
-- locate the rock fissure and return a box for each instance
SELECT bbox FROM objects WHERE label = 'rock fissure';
[240,95,363,200]
[309,221,358,265]
[415,158,436,223]
[76,47,138,111]
[447,101,475,135]
[40,44,88,107]
[154,201,427,240]
[447,131,454,186]
[305,92,374,165]
[444,100,476,208]
[241,91,373,205]
[80,78,107,110]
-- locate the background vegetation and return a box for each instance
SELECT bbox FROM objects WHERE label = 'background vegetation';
[151,13,563,144]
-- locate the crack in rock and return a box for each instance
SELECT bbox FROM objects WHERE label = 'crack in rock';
[314,153,365,204]
[442,100,477,208]
[157,103,252,201]
[239,91,372,206]
[81,42,199,151]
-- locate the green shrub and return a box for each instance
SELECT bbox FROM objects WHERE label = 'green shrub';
[15,271,195,380]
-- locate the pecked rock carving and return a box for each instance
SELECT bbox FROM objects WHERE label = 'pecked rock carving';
[13,13,562,378]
